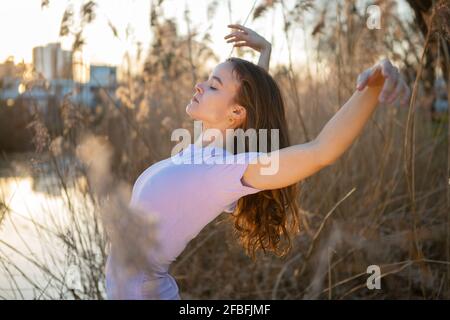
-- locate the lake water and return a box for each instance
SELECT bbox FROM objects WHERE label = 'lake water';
[0,156,104,299]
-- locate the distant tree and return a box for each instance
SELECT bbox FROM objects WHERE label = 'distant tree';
[406,0,450,111]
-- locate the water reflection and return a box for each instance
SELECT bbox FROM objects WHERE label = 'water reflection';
[0,160,98,299]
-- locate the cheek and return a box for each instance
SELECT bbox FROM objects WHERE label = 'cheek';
[188,93,229,122]
[207,98,230,122]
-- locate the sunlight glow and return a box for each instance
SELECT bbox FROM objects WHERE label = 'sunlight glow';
[0,0,310,73]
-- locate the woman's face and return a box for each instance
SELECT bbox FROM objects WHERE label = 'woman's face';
[186,61,246,130]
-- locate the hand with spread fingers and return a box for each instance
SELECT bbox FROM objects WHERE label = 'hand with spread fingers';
[224,24,271,53]
[356,58,411,105]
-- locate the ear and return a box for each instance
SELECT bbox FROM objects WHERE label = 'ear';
[230,104,247,122]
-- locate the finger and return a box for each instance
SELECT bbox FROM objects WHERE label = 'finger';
[379,58,392,78]
[356,72,369,91]
[225,35,247,44]
[227,25,249,36]
[379,60,397,82]
[357,66,378,90]
[356,71,370,91]
[233,41,247,47]
[366,65,382,86]
[379,75,397,103]
[379,68,398,103]
[385,77,404,104]
[224,31,247,39]
[226,36,246,44]
[226,38,237,43]
[228,24,249,34]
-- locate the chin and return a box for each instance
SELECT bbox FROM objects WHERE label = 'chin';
[185,103,194,115]
[185,111,198,121]
[186,104,202,120]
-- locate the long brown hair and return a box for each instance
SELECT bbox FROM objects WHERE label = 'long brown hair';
[225,57,301,261]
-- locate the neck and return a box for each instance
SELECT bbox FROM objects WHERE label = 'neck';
[193,124,235,153]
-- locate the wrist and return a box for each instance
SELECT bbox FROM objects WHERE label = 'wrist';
[257,39,271,53]
[261,42,271,53]
[358,85,383,104]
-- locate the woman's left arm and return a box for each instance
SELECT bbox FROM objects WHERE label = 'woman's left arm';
[242,58,411,190]
[313,58,410,166]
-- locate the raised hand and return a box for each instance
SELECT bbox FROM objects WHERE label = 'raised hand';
[224,24,271,53]
[356,58,411,105]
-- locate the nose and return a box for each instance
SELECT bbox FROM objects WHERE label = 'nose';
[194,82,203,94]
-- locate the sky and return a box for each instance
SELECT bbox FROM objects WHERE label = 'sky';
[0,0,413,76]
[0,0,311,72]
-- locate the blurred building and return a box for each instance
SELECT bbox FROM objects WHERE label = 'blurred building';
[33,43,72,80]
[90,65,117,87]
[1,45,118,111]
[0,57,27,79]
[69,65,117,108]
[0,77,21,107]
[0,57,28,105]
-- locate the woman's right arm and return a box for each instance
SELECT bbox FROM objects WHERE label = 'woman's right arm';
[225,24,272,72]
[257,44,272,72]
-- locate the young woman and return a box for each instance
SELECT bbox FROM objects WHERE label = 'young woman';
[105,24,410,300]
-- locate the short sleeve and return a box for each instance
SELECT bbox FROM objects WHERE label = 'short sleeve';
[223,201,238,213]
[204,151,263,213]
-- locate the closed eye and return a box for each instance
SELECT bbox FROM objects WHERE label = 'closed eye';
[207,77,219,90]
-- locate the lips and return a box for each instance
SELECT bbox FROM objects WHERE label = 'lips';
[192,96,199,103]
